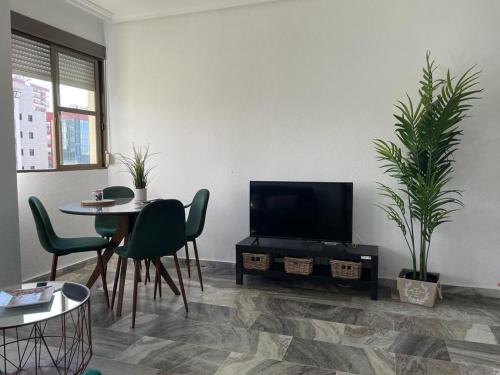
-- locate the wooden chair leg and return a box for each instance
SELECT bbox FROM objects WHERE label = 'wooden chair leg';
[111,256,122,309]
[145,259,151,285]
[185,243,191,278]
[192,239,204,292]
[116,257,128,317]
[138,261,142,283]
[132,260,140,328]
[154,258,162,298]
[154,259,159,300]
[50,254,58,281]
[97,250,110,308]
[173,254,188,313]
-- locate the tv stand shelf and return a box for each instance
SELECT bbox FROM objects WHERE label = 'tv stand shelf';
[235,237,379,300]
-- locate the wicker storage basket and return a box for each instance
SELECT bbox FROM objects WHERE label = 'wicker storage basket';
[242,253,271,271]
[330,260,362,279]
[284,257,314,275]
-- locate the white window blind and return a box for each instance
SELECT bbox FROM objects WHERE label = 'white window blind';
[11,33,51,80]
[58,52,95,91]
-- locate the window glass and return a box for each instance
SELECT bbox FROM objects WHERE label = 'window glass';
[12,33,102,171]
[58,52,95,111]
[12,74,55,170]
[59,112,97,165]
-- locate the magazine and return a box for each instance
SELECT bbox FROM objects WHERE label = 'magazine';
[0,286,55,308]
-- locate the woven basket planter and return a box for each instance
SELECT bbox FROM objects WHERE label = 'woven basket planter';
[284,257,314,275]
[397,269,442,307]
[330,260,362,279]
[242,253,271,271]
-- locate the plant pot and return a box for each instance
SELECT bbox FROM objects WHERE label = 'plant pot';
[397,268,442,307]
[134,188,147,202]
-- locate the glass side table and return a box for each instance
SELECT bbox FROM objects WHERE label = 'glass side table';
[0,282,92,374]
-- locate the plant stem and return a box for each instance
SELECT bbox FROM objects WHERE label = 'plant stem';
[407,193,416,279]
[419,224,426,281]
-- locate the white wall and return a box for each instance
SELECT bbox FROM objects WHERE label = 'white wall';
[106,0,500,288]
[0,1,22,287]
[10,0,108,280]
[10,0,105,45]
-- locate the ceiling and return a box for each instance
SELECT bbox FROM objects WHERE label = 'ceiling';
[65,0,281,23]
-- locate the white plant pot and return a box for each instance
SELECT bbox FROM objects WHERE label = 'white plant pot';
[134,188,147,202]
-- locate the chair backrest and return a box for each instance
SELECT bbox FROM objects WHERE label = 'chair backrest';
[125,199,186,260]
[103,186,134,199]
[28,196,58,253]
[186,189,210,239]
[95,186,135,235]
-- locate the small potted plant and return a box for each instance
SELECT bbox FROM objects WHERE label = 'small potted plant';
[374,53,481,307]
[116,145,155,202]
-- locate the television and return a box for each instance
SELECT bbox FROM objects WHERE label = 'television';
[250,181,353,243]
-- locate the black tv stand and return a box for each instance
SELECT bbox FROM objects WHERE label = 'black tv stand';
[235,236,379,300]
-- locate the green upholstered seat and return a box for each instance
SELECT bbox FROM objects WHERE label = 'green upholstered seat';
[112,200,188,327]
[84,370,102,375]
[51,237,109,254]
[28,196,111,307]
[95,186,134,238]
[28,196,109,256]
[186,189,210,241]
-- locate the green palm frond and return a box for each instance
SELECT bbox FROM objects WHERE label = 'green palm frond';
[374,52,481,280]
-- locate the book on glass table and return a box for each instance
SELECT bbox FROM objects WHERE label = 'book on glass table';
[0,286,55,308]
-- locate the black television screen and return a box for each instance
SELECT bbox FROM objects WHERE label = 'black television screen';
[250,181,353,243]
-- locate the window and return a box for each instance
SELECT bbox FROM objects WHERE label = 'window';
[20,149,24,156]
[11,28,105,172]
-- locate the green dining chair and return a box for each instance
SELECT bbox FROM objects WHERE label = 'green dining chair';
[94,186,134,238]
[184,189,210,291]
[95,186,154,285]
[28,196,111,306]
[111,199,188,328]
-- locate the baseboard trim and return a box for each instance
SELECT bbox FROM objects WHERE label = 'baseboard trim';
[23,256,97,283]
[24,257,500,299]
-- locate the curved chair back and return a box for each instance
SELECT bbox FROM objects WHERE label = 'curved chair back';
[186,189,210,239]
[28,196,57,253]
[103,186,134,199]
[125,199,186,260]
[95,186,134,237]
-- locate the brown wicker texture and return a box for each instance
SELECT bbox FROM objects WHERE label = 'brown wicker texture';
[330,260,362,279]
[284,257,314,275]
[242,253,271,271]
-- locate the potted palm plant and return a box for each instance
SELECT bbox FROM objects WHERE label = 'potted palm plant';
[116,145,155,202]
[374,53,481,307]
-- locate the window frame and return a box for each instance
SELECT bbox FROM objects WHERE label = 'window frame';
[51,45,104,171]
[11,13,107,173]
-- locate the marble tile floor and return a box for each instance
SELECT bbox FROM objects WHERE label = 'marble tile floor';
[52,258,500,374]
